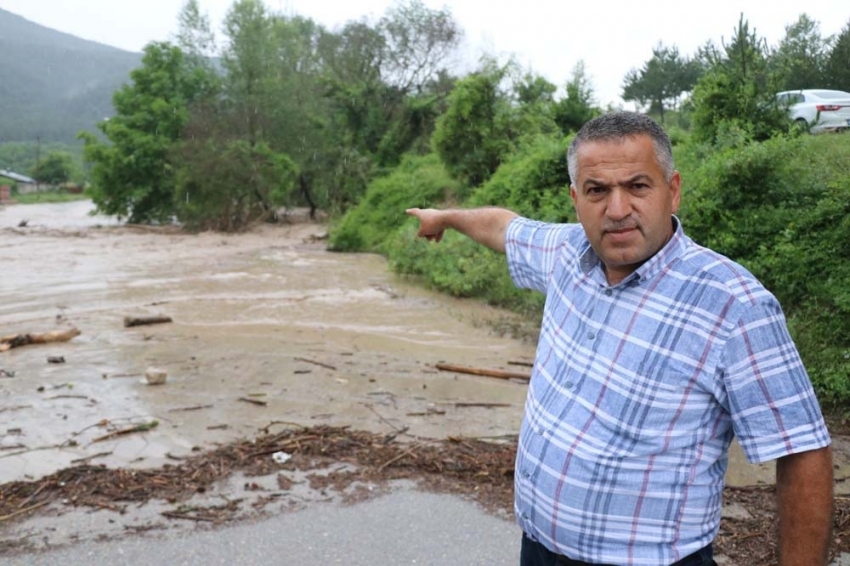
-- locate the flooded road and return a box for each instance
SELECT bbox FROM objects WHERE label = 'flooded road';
[0,201,535,484]
[1,201,845,491]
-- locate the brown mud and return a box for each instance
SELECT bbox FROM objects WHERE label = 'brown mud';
[1,201,849,564]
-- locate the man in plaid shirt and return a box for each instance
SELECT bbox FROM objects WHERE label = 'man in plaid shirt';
[407,112,832,565]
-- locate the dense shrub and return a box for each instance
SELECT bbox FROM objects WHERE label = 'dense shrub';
[327,153,461,252]
[468,133,574,222]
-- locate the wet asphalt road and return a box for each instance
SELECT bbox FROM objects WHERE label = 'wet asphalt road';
[0,487,521,566]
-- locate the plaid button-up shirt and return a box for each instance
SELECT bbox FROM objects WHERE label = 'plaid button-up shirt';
[506,216,830,565]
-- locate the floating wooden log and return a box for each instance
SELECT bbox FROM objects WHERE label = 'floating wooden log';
[435,363,530,382]
[0,328,81,353]
[123,316,173,328]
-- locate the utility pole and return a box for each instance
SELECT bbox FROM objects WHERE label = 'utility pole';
[35,135,41,192]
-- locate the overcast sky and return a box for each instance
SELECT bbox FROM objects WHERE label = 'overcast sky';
[1,0,848,106]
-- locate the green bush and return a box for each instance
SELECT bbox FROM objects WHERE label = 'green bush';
[328,153,461,252]
[679,133,850,406]
[468,133,574,222]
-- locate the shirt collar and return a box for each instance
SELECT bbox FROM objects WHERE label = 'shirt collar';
[577,216,687,286]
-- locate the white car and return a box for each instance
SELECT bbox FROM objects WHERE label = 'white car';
[776,89,850,133]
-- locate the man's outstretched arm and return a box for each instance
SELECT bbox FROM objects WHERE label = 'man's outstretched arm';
[776,445,833,565]
[405,207,518,253]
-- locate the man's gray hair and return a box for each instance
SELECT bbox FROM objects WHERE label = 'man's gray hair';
[566,112,675,183]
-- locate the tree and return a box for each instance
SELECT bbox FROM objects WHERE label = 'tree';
[554,61,599,133]
[622,43,703,123]
[173,139,296,231]
[379,0,462,95]
[431,61,515,188]
[80,42,209,222]
[770,14,828,91]
[824,19,850,91]
[690,15,789,144]
[30,151,78,185]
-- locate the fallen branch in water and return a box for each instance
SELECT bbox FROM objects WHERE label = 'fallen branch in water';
[294,357,336,371]
[123,316,173,328]
[0,328,81,353]
[92,421,159,443]
[435,363,530,382]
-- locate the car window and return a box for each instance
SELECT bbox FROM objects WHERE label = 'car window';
[790,93,804,104]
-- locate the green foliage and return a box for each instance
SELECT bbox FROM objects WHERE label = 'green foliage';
[825,19,850,91]
[679,133,850,405]
[30,151,79,185]
[690,15,790,144]
[553,61,600,134]
[770,14,829,91]
[11,189,89,204]
[0,142,84,180]
[468,133,574,222]
[385,226,540,314]
[622,43,704,124]
[431,61,515,187]
[81,42,212,223]
[328,153,459,251]
[173,140,296,231]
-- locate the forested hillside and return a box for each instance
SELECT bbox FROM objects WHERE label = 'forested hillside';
[0,8,141,143]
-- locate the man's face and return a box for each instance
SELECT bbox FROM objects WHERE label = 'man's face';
[570,134,681,285]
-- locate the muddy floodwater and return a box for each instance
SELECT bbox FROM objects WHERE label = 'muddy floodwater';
[1,201,845,491]
[0,201,538,484]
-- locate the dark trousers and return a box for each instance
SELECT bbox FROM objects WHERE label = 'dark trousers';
[520,533,717,566]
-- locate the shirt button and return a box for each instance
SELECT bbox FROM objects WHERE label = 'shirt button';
[565,381,574,388]
[587,332,595,340]
[604,289,613,296]
[522,513,529,520]
[537,427,544,435]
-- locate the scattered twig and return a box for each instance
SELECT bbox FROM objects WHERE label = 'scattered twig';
[92,421,159,443]
[123,316,173,328]
[294,357,336,371]
[435,363,530,382]
[102,372,142,379]
[71,451,113,464]
[46,395,91,401]
[378,445,421,473]
[0,327,81,353]
[207,424,228,430]
[454,402,512,409]
[0,369,15,378]
[507,360,534,367]
[47,356,66,364]
[0,405,32,414]
[0,501,50,523]
[406,409,447,416]
[238,397,267,407]
[161,511,217,523]
[168,404,213,412]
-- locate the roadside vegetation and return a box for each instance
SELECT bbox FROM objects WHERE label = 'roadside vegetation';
[44,1,850,406]
[10,189,90,204]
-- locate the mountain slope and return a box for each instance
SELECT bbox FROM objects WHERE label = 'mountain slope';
[0,8,142,143]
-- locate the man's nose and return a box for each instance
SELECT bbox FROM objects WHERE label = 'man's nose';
[606,188,631,219]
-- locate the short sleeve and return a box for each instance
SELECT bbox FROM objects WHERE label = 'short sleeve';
[721,299,831,463]
[505,217,577,294]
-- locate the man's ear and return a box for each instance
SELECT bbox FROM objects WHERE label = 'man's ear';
[669,171,682,214]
